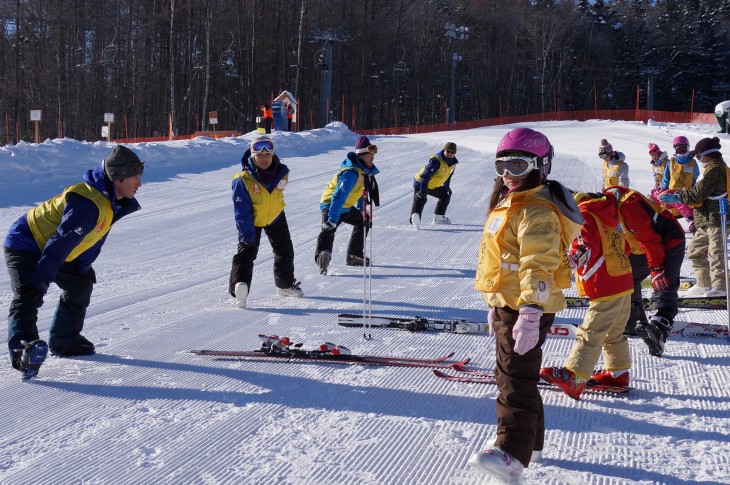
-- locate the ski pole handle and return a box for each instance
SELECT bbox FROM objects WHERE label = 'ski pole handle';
[721,197,728,216]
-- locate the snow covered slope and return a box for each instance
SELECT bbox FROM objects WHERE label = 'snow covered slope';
[1,121,729,484]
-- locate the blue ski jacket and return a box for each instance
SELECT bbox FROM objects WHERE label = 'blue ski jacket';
[3,163,141,292]
[320,152,379,223]
[232,149,290,244]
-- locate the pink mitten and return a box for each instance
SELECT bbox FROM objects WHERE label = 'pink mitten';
[513,306,543,355]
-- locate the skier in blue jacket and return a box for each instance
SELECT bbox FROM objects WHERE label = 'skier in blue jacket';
[315,135,380,275]
[4,145,143,378]
[229,136,302,309]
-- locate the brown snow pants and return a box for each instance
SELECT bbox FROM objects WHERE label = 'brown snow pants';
[492,306,554,468]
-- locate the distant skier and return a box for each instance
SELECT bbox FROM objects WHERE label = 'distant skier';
[660,137,727,298]
[229,136,303,309]
[470,128,583,483]
[315,135,380,275]
[651,136,698,225]
[409,142,458,229]
[260,103,274,134]
[540,191,634,399]
[4,146,143,379]
[715,100,730,133]
[647,143,669,189]
[598,139,628,190]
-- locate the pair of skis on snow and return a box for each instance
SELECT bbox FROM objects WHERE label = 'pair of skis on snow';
[335,313,729,339]
[191,334,629,396]
[566,295,727,311]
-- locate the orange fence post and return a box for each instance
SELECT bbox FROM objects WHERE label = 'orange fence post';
[690,89,695,122]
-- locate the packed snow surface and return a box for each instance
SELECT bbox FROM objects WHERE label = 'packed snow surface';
[1,120,729,484]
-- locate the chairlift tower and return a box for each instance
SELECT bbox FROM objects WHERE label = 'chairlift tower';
[445,23,469,124]
[309,26,350,128]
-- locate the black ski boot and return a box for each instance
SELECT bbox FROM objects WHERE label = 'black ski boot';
[346,254,370,267]
[636,315,672,357]
[13,340,49,381]
[624,300,647,337]
[49,335,96,357]
[317,250,331,275]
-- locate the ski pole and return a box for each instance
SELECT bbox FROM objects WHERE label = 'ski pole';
[362,188,372,339]
[367,195,374,335]
[721,198,730,341]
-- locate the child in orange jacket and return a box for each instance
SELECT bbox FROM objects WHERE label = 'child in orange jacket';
[540,192,634,399]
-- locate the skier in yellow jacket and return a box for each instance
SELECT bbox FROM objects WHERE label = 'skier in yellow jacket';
[409,142,458,229]
[469,128,583,483]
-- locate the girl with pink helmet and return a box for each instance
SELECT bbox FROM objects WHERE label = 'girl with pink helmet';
[470,128,584,483]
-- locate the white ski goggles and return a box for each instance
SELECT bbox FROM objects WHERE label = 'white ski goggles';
[495,155,540,177]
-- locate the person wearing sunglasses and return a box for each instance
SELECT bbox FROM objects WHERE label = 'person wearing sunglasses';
[597,139,629,190]
[470,128,583,483]
[660,136,727,300]
[651,136,698,226]
[410,141,458,229]
[315,135,380,275]
[229,136,303,308]
[4,145,144,379]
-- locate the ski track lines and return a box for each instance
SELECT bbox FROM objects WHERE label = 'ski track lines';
[3,131,730,484]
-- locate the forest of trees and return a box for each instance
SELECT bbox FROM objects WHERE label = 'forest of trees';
[1,0,729,143]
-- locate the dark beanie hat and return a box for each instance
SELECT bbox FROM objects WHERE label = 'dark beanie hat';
[444,142,457,153]
[691,137,722,158]
[355,135,373,154]
[598,139,613,155]
[104,145,144,181]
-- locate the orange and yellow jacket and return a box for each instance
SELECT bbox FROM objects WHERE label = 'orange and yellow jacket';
[572,194,633,301]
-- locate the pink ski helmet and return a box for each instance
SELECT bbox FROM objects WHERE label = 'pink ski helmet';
[496,128,553,180]
[672,135,689,147]
[648,143,661,154]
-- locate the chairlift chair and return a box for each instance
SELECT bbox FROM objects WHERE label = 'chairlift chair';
[192,35,203,70]
[74,47,85,68]
[369,53,379,78]
[101,28,120,68]
[315,48,328,69]
[393,60,407,78]
[220,33,239,76]
[393,47,407,78]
